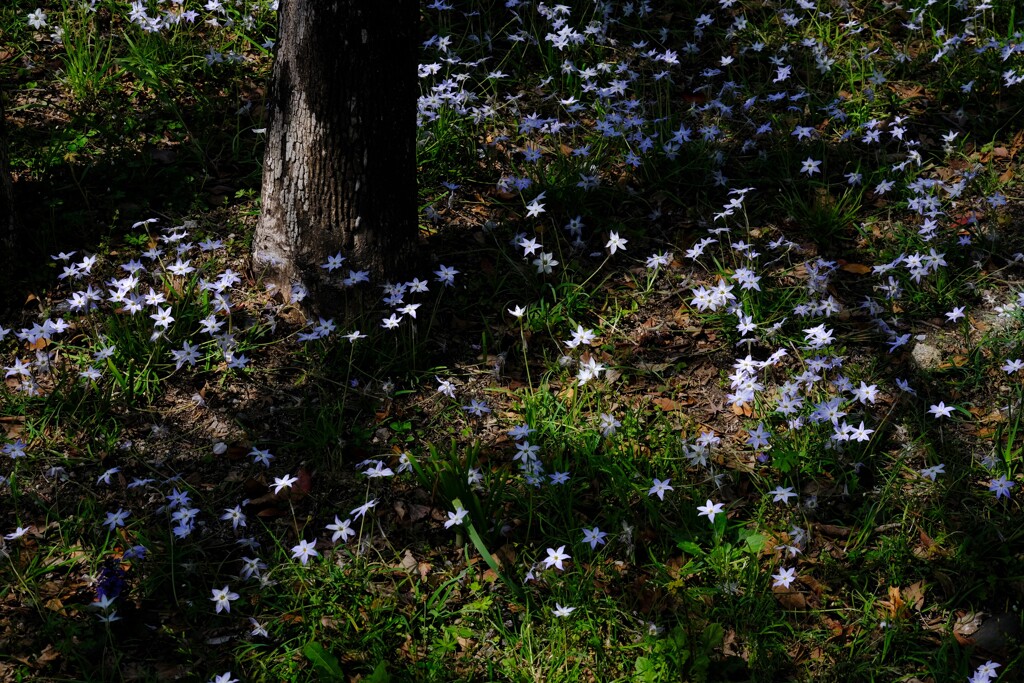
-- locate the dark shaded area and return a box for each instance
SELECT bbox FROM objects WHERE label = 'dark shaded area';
[0,86,19,315]
[0,4,269,311]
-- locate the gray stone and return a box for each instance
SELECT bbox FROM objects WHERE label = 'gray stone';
[911,342,943,371]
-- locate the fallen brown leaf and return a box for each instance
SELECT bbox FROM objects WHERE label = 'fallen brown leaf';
[731,402,753,417]
[879,585,907,618]
[937,355,968,369]
[295,467,313,494]
[652,397,681,411]
[814,523,851,538]
[398,549,418,573]
[904,581,926,611]
[821,615,844,639]
[953,611,985,645]
[773,586,806,610]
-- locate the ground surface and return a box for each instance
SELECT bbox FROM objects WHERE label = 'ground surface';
[2,1,1024,682]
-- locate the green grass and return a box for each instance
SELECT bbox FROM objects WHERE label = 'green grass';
[5,0,1024,681]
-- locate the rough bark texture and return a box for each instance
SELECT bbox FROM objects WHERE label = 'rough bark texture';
[0,87,18,314]
[253,0,419,315]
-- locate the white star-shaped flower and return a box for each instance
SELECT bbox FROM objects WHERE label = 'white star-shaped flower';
[326,516,355,542]
[648,478,673,500]
[605,231,628,254]
[696,499,725,524]
[210,585,239,614]
[542,545,570,570]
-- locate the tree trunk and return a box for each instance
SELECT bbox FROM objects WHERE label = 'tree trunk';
[0,87,17,314]
[253,0,419,315]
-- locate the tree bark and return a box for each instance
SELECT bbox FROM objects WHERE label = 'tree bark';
[253,0,419,315]
[0,87,17,314]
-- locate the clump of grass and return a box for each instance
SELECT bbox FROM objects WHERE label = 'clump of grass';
[5,1,1024,681]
